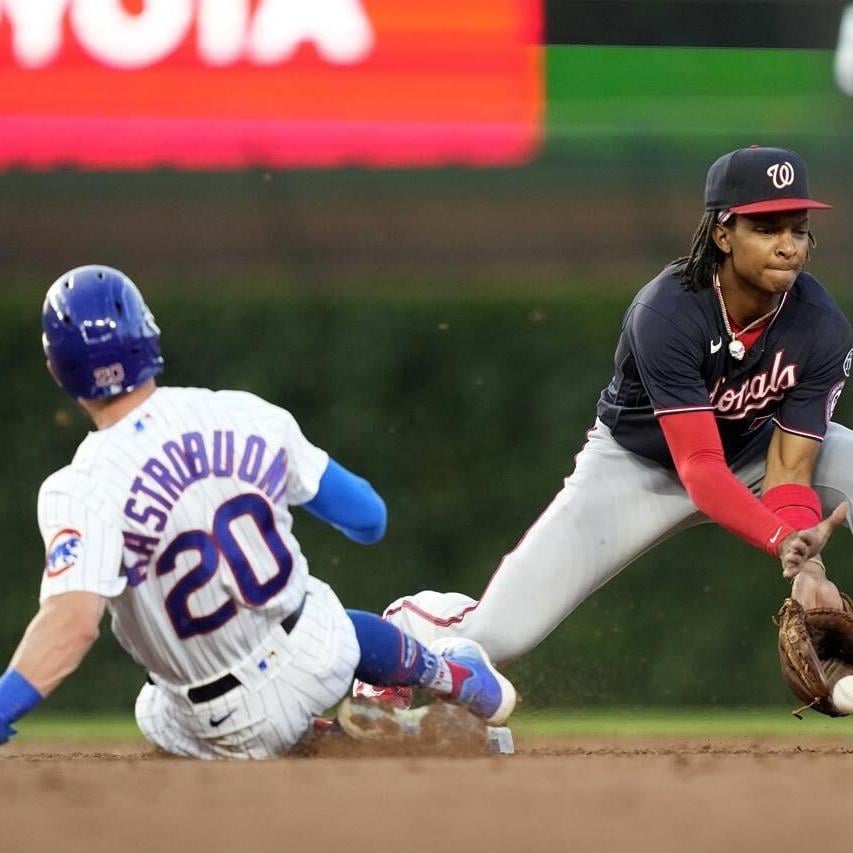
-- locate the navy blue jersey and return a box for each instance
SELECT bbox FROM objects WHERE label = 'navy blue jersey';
[597,265,853,468]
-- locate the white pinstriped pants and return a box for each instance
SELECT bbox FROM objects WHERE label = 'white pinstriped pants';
[383,420,853,665]
[135,577,359,759]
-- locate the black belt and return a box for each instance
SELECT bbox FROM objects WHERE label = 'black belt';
[147,595,306,704]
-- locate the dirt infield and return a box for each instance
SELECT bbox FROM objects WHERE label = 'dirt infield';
[3,735,852,853]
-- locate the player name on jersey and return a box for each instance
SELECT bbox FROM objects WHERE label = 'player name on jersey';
[122,428,290,586]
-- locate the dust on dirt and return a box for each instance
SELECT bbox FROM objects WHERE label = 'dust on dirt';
[3,733,851,853]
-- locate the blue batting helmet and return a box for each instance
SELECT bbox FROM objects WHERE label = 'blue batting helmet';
[42,265,164,400]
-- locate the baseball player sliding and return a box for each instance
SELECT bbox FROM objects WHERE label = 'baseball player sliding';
[0,267,515,758]
[359,146,853,703]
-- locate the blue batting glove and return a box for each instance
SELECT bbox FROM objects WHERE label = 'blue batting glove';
[0,719,17,745]
[0,670,42,743]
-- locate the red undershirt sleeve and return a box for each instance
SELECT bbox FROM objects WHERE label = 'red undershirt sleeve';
[762,483,821,531]
[658,410,794,556]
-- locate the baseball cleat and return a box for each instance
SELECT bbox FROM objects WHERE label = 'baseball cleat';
[430,638,517,726]
[351,679,414,710]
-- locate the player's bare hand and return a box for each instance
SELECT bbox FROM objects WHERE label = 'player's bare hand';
[791,560,844,610]
[778,503,849,578]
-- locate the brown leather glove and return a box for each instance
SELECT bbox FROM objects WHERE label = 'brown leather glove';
[776,596,853,717]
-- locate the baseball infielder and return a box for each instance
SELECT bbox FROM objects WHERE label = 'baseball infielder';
[362,147,853,694]
[0,266,515,758]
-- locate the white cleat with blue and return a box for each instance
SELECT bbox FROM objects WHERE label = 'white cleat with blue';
[430,638,517,726]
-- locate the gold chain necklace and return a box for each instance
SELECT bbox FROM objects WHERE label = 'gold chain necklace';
[713,273,784,360]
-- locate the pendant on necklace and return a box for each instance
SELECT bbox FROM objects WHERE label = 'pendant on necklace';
[728,339,746,361]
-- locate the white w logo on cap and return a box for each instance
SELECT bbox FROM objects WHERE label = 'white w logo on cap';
[767,161,795,189]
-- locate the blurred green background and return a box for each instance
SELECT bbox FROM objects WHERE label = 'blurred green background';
[2,40,853,715]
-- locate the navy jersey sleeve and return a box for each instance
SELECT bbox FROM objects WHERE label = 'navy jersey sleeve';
[627,304,713,415]
[774,313,853,440]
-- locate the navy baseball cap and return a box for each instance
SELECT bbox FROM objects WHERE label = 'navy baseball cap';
[705,146,831,215]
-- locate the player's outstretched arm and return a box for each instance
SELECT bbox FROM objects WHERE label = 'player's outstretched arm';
[660,412,849,578]
[659,411,798,554]
[0,591,105,744]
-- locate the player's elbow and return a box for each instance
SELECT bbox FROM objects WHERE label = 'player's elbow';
[345,494,387,544]
[360,521,386,545]
[677,453,723,512]
[366,492,388,542]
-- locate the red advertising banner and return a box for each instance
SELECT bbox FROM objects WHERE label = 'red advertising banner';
[0,0,543,169]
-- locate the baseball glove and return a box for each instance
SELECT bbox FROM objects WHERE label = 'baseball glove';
[776,595,853,717]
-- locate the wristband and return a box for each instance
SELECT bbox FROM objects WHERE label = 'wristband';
[0,669,43,727]
[762,484,821,531]
[764,521,795,557]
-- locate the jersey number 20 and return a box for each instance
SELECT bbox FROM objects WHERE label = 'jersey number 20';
[157,494,292,639]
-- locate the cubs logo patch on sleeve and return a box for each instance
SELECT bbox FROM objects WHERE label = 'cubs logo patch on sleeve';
[46,529,83,578]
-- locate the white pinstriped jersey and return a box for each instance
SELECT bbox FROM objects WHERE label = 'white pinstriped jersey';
[37,387,329,685]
